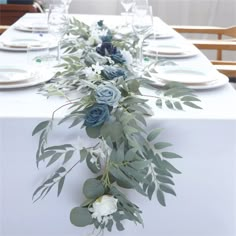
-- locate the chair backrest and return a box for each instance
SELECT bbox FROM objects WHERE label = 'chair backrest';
[172,25,236,79]
[0,3,43,25]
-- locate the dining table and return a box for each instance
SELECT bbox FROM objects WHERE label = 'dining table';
[0,13,236,236]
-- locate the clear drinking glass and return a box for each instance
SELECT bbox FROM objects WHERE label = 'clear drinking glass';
[120,0,135,24]
[134,0,149,7]
[132,5,153,71]
[47,3,69,62]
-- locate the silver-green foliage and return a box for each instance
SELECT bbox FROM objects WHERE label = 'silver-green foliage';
[32,18,201,233]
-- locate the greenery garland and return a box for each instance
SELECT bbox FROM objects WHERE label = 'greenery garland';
[32,18,201,235]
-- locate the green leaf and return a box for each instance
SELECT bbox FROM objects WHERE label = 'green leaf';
[116,221,125,231]
[124,148,136,161]
[70,207,93,227]
[57,176,65,196]
[86,126,101,138]
[63,150,74,164]
[106,219,114,232]
[154,142,172,149]
[80,148,88,162]
[160,184,176,196]
[47,153,62,167]
[162,152,182,159]
[130,160,151,169]
[147,182,155,200]
[183,101,202,109]
[157,189,166,206]
[83,179,104,199]
[38,150,56,162]
[156,98,162,108]
[156,176,174,185]
[147,128,162,142]
[162,160,181,174]
[173,101,183,110]
[165,100,173,109]
[32,120,50,136]
[181,96,201,102]
[86,153,101,174]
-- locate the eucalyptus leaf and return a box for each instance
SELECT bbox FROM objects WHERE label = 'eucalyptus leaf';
[157,189,166,206]
[70,207,93,227]
[83,179,105,199]
[32,120,50,136]
[147,128,162,142]
[159,184,176,196]
[162,152,182,159]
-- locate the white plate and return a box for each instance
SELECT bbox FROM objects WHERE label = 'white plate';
[156,66,218,84]
[144,45,184,55]
[147,32,173,39]
[15,23,48,32]
[0,69,54,89]
[143,45,198,58]
[0,38,57,51]
[0,67,31,84]
[145,70,229,90]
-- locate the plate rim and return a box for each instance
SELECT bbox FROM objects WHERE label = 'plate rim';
[0,67,32,84]
[156,67,217,84]
[14,23,48,32]
[0,68,54,89]
[144,70,229,90]
[0,38,57,51]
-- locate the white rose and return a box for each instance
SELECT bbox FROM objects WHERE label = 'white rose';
[90,195,118,222]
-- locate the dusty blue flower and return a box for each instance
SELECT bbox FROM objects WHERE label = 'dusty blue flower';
[95,84,121,107]
[102,66,127,80]
[84,104,110,127]
[111,52,126,64]
[96,41,117,56]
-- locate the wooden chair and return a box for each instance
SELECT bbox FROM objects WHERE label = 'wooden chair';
[0,25,9,34]
[172,25,236,79]
[0,2,44,26]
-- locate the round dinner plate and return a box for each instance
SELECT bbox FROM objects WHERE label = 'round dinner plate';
[146,66,229,90]
[156,66,217,84]
[0,67,54,89]
[0,67,31,84]
[143,45,198,58]
[0,38,57,51]
[15,23,48,32]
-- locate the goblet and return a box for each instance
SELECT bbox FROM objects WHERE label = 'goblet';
[120,0,135,24]
[48,4,69,62]
[132,5,153,72]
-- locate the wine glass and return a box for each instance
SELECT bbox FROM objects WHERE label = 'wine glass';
[51,0,72,13]
[120,0,135,24]
[132,5,153,72]
[134,0,149,7]
[48,4,69,62]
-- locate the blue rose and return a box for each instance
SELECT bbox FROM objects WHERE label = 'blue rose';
[102,66,127,80]
[111,52,126,64]
[96,41,117,56]
[84,104,110,127]
[101,34,112,43]
[95,84,121,107]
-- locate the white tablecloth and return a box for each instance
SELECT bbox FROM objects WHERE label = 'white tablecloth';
[0,14,236,236]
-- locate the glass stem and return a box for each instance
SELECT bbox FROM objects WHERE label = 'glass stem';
[137,37,144,65]
[57,38,61,62]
